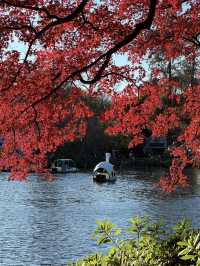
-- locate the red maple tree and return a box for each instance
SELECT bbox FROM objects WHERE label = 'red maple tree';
[0,0,199,189]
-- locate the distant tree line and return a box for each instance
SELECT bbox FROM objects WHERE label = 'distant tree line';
[48,96,129,169]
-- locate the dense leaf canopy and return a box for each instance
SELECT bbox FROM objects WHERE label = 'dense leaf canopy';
[0,0,199,189]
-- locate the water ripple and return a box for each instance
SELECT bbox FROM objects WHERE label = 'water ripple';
[0,170,199,265]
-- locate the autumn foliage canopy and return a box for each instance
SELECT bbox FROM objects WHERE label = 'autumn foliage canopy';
[0,0,200,190]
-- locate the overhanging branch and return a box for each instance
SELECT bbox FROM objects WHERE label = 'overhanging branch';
[19,0,157,115]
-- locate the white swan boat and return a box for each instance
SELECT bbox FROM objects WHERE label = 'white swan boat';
[93,153,116,182]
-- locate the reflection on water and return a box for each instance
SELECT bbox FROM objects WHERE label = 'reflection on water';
[0,169,200,265]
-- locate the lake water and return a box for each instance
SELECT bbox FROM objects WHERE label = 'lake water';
[0,169,200,265]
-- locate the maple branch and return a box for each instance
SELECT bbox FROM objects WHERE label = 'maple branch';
[183,36,200,48]
[79,54,112,84]
[19,69,82,115]
[79,0,157,84]
[9,127,16,155]
[0,0,89,92]
[161,0,188,9]
[1,0,62,20]
[2,68,22,93]
[100,71,139,86]
[18,0,157,115]
[1,0,88,63]
[81,12,99,31]
[23,0,88,62]
[32,106,41,140]
[1,23,37,34]
[192,33,200,48]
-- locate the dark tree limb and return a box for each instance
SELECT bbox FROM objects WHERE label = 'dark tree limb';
[0,0,89,91]
[79,0,157,84]
[19,0,157,115]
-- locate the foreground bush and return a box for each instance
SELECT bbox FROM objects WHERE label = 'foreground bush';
[71,217,200,266]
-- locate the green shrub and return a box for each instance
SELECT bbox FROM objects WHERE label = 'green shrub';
[70,217,200,266]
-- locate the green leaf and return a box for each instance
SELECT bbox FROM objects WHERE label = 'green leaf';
[114,229,121,236]
[177,241,189,246]
[194,233,200,247]
[108,247,117,257]
[180,254,195,261]
[97,236,112,245]
[178,249,190,256]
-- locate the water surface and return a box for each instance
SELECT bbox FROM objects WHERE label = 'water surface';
[0,169,200,265]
